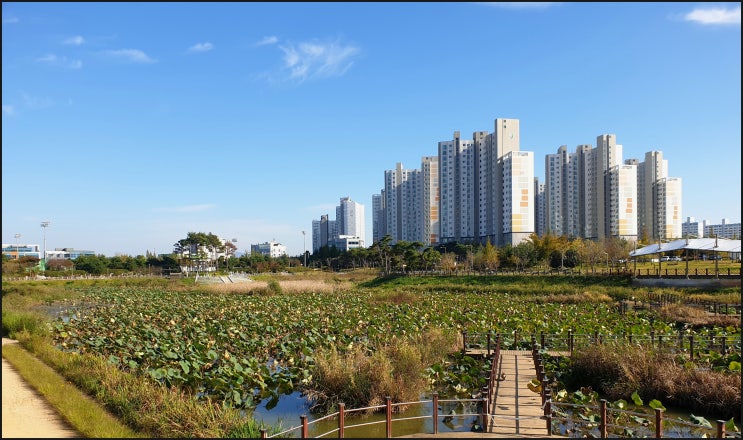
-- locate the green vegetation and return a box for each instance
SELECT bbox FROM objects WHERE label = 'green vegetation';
[1,271,740,437]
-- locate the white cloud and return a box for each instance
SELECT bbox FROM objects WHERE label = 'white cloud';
[3,16,19,24]
[187,42,213,53]
[63,35,85,45]
[2,105,15,116]
[255,36,279,46]
[103,49,157,64]
[21,92,53,109]
[277,38,360,83]
[684,6,741,25]
[36,54,82,69]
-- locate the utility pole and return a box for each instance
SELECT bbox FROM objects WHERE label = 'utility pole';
[40,221,50,271]
[302,230,307,267]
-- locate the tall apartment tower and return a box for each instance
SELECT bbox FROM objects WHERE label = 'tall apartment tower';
[607,163,638,242]
[437,118,531,247]
[592,134,623,240]
[439,132,476,243]
[421,156,440,245]
[372,193,385,244]
[336,197,366,246]
[501,151,535,245]
[382,163,422,244]
[655,177,682,240]
[534,178,546,237]
[545,146,567,236]
[635,151,668,241]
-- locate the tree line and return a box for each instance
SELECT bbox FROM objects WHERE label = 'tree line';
[2,231,633,277]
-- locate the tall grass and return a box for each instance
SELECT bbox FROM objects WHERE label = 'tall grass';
[13,331,269,438]
[307,328,458,413]
[563,344,741,420]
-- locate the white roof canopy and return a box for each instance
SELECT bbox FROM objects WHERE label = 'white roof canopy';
[629,238,741,257]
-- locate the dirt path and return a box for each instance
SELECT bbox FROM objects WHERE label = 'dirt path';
[2,338,80,438]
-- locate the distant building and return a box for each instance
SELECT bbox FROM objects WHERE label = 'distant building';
[681,217,704,238]
[704,219,741,239]
[47,248,96,260]
[1,243,41,260]
[331,235,365,252]
[312,197,366,252]
[251,241,287,258]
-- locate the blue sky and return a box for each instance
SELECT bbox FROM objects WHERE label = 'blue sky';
[2,2,741,257]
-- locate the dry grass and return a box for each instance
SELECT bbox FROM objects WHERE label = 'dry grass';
[657,304,740,328]
[201,278,353,295]
[566,344,741,419]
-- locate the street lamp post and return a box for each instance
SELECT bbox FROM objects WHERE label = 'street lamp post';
[302,231,307,267]
[40,221,50,271]
[602,251,609,273]
[14,233,21,260]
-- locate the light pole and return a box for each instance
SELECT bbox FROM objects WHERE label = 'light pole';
[40,221,50,271]
[230,238,237,272]
[302,231,307,267]
[14,233,21,260]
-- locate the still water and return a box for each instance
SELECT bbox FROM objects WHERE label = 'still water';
[251,391,484,438]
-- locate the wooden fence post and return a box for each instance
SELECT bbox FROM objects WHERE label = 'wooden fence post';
[339,403,345,438]
[462,331,467,354]
[260,428,266,438]
[717,420,726,439]
[300,415,308,438]
[544,388,552,435]
[487,331,492,357]
[480,397,488,433]
[599,399,607,438]
[432,393,438,434]
[655,409,663,438]
[386,397,392,438]
[689,334,695,360]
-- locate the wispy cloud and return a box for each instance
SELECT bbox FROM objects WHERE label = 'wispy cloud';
[153,204,217,213]
[475,2,561,9]
[683,5,741,25]
[255,36,279,46]
[276,38,360,83]
[3,16,19,24]
[2,105,14,116]
[187,42,213,53]
[63,35,85,45]
[36,54,83,69]
[102,49,157,64]
[21,92,53,110]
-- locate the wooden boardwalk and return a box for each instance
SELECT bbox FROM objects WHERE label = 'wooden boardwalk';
[487,350,550,436]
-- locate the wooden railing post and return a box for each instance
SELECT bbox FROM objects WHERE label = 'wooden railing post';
[544,388,552,435]
[260,428,267,438]
[300,415,308,438]
[717,420,726,439]
[338,403,345,438]
[689,334,695,360]
[599,399,607,438]
[432,393,439,434]
[655,409,663,438]
[568,329,573,355]
[385,397,392,438]
[541,331,546,349]
[462,331,467,354]
[480,397,488,433]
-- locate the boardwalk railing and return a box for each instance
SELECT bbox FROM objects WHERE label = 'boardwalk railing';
[260,395,485,438]
[463,330,741,359]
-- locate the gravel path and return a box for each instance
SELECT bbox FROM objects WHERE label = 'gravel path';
[2,338,80,438]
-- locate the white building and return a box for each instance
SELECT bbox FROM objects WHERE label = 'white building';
[251,241,287,258]
[607,163,638,242]
[336,196,366,246]
[656,177,682,240]
[501,150,535,245]
[421,156,440,245]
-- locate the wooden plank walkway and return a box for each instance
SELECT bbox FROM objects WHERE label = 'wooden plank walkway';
[488,350,549,436]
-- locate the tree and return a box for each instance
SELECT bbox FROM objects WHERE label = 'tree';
[481,239,499,272]
[439,252,457,273]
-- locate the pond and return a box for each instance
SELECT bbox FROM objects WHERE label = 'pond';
[251,391,484,438]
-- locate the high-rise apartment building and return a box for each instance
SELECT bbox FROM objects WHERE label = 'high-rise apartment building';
[377,163,423,244]
[501,151,535,245]
[607,163,638,241]
[372,193,385,244]
[421,156,439,245]
[336,196,365,246]
[655,177,682,240]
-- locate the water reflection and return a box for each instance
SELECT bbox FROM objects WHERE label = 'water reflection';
[252,392,484,438]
